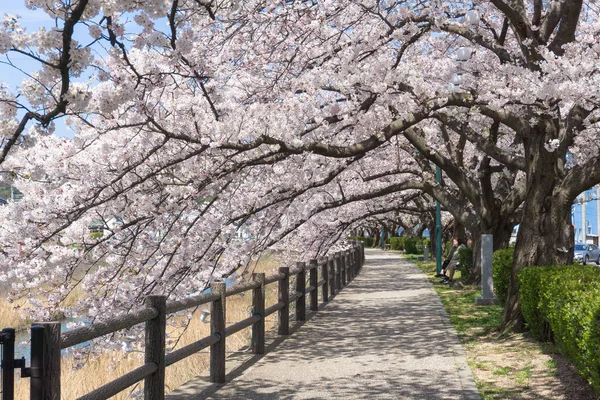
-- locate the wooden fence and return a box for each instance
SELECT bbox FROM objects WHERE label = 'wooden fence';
[26,242,365,400]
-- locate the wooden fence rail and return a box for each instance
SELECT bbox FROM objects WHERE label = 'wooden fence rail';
[24,241,365,400]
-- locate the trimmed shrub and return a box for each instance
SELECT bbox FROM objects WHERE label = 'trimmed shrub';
[458,247,473,282]
[518,266,552,341]
[518,266,600,395]
[348,236,374,248]
[492,248,513,306]
[90,231,103,239]
[389,237,405,251]
[404,238,420,254]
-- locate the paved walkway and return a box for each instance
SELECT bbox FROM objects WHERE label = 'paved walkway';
[167,249,480,399]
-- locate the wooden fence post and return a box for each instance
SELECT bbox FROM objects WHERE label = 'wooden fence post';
[145,295,166,400]
[35,322,61,400]
[252,273,265,354]
[309,260,318,311]
[362,241,365,265]
[278,267,290,335]
[321,260,329,303]
[353,246,358,277]
[341,251,347,287]
[329,256,335,298]
[349,249,355,280]
[296,262,306,321]
[335,254,342,292]
[210,281,227,383]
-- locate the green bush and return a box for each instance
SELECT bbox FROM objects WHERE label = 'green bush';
[389,237,405,251]
[90,231,103,239]
[519,266,600,395]
[458,247,473,282]
[492,248,514,306]
[404,238,420,254]
[349,236,374,248]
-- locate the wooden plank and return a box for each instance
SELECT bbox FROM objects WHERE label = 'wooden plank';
[295,262,306,321]
[309,260,318,311]
[36,321,61,400]
[225,280,261,297]
[144,295,166,400]
[265,301,285,317]
[166,292,220,315]
[224,315,260,337]
[304,285,316,294]
[278,267,289,335]
[264,272,285,285]
[252,273,265,354]
[210,282,227,383]
[78,363,157,400]
[165,334,220,366]
[61,308,159,349]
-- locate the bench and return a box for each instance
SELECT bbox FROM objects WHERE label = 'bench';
[384,243,391,251]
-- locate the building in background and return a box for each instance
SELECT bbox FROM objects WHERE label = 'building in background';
[572,187,599,245]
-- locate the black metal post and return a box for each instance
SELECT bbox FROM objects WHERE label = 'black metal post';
[30,325,45,400]
[1,328,15,400]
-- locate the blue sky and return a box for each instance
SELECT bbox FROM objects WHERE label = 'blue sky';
[0,4,82,139]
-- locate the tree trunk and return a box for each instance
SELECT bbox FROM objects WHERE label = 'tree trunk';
[373,228,381,248]
[501,129,574,332]
[467,225,482,285]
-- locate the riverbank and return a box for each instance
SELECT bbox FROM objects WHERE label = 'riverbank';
[5,252,283,398]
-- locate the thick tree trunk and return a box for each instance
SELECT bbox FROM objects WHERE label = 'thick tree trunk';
[467,225,482,285]
[501,130,574,332]
[372,228,381,248]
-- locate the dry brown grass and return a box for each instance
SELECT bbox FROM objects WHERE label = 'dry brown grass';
[0,297,31,329]
[10,253,284,399]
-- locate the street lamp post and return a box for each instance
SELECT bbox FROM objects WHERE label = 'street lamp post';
[436,165,442,274]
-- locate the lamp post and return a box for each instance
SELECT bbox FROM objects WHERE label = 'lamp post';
[435,166,442,274]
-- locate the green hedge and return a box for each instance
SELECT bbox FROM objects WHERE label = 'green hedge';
[349,236,374,248]
[492,248,514,306]
[519,265,600,395]
[458,247,473,282]
[404,238,420,254]
[389,237,404,251]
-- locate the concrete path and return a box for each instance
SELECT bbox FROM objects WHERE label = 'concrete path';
[167,249,480,400]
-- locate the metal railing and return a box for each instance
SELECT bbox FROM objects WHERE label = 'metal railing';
[0,242,365,400]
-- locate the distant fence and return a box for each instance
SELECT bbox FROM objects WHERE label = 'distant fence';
[1,242,365,400]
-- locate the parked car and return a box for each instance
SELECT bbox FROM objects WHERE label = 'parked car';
[574,243,600,265]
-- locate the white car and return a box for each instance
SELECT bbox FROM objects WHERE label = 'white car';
[574,243,600,265]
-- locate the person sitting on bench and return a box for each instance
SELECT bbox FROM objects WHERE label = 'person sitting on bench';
[439,238,465,284]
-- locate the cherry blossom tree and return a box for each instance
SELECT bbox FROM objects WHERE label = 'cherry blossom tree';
[1,0,600,334]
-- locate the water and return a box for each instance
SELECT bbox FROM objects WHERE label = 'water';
[13,318,89,362]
